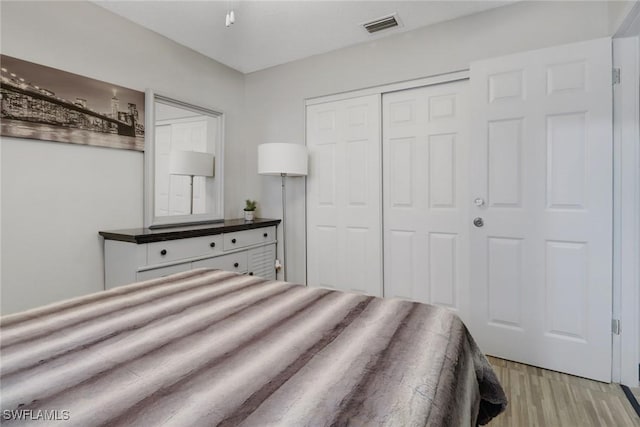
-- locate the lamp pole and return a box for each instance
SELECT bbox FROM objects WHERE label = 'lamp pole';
[257,143,308,283]
[281,173,288,281]
[189,175,194,215]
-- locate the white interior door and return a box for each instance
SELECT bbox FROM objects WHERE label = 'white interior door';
[306,94,382,296]
[469,38,613,382]
[382,81,470,322]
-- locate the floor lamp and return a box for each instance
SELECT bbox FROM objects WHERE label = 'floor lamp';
[258,143,308,281]
[169,150,215,214]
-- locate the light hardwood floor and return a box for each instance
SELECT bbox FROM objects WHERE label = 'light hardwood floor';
[487,356,640,426]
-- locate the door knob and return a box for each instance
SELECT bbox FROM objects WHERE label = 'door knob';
[473,217,484,227]
[474,198,485,207]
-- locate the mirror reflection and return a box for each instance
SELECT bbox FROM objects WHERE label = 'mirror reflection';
[155,101,218,216]
[144,92,224,228]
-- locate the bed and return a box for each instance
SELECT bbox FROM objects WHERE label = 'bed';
[0,269,507,426]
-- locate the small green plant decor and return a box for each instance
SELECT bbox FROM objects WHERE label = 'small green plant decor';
[244,199,257,221]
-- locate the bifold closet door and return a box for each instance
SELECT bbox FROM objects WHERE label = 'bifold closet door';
[469,38,612,382]
[382,81,470,322]
[306,95,382,296]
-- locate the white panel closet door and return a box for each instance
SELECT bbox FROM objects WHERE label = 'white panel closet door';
[306,95,382,296]
[382,81,469,322]
[469,38,612,381]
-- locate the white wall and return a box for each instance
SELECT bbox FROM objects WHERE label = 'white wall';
[244,0,620,284]
[0,1,245,313]
[610,1,638,35]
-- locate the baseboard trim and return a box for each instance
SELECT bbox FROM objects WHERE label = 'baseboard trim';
[621,384,640,418]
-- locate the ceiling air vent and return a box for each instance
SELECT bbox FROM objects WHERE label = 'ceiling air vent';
[362,13,400,34]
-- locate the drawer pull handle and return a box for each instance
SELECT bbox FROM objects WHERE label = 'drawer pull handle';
[210,242,216,248]
[234,262,239,268]
[231,238,237,244]
[160,249,167,256]
[263,233,268,238]
[249,272,254,276]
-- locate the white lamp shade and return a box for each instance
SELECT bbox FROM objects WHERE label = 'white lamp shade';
[258,143,308,176]
[169,151,214,177]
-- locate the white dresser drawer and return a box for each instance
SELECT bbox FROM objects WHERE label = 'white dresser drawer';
[192,252,248,273]
[223,226,276,251]
[147,234,223,265]
[136,263,191,282]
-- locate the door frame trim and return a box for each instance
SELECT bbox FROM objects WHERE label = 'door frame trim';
[305,70,470,106]
[612,36,640,387]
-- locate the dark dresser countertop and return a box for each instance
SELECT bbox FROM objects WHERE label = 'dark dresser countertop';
[99,218,281,244]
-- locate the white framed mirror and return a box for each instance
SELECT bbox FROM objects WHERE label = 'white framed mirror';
[144,90,224,228]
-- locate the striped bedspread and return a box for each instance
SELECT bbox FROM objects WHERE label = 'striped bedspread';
[0,269,506,426]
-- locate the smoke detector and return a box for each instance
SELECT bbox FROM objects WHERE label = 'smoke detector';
[362,13,402,34]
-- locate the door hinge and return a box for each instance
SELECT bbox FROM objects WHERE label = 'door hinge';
[613,68,621,85]
[612,318,621,335]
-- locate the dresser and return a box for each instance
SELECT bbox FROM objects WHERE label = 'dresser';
[99,218,280,289]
